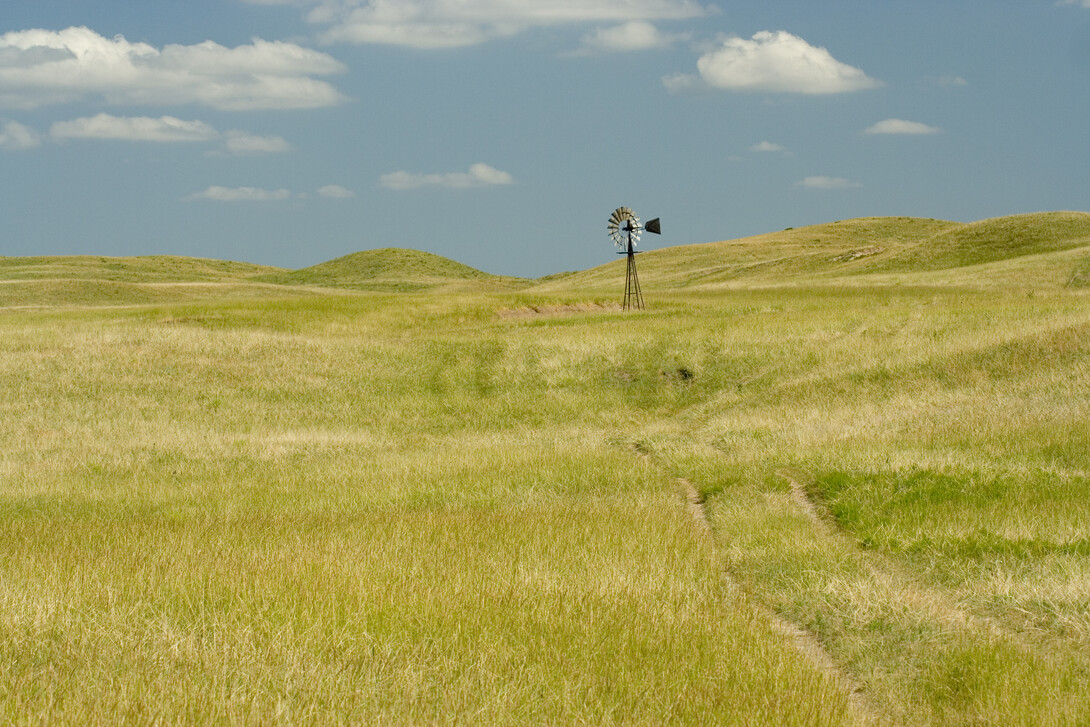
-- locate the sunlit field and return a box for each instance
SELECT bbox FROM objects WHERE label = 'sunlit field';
[2,213,1089,725]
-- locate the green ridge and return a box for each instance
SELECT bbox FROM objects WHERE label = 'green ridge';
[0,255,281,283]
[253,247,527,292]
[531,211,1090,292]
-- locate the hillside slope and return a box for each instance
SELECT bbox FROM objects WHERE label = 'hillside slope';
[5,212,1089,306]
[878,211,1090,272]
[0,255,291,308]
[532,212,1090,292]
[0,255,281,283]
[254,248,527,292]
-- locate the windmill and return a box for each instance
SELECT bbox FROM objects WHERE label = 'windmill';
[608,207,660,311]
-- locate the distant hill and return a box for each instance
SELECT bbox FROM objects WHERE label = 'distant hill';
[530,212,1090,291]
[0,255,281,283]
[878,212,1090,272]
[254,248,527,292]
[4,213,1089,308]
[0,254,290,308]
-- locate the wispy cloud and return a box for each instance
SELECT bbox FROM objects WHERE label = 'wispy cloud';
[0,26,345,110]
[380,162,514,190]
[51,114,219,142]
[242,0,711,49]
[222,131,292,155]
[317,184,355,198]
[184,184,356,201]
[0,119,41,149]
[185,186,293,202]
[751,140,788,154]
[42,113,291,155]
[864,118,942,135]
[571,21,685,55]
[668,31,880,95]
[937,75,968,88]
[796,176,861,190]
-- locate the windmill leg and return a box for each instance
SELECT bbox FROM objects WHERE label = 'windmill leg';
[624,252,635,310]
[630,254,643,310]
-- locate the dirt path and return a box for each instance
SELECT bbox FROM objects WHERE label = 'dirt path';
[777,470,1019,639]
[676,477,882,726]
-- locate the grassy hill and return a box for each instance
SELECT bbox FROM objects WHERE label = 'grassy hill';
[0,254,292,308]
[253,247,527,292]
[5,212,1089,307]
[880,211,1090,272]
[0,254,281,283]
[531,212,1090,292]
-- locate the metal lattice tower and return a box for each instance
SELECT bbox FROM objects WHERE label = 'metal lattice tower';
[607,207,659,311]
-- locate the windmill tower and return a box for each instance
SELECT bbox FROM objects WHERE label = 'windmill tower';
[607,207,660,311]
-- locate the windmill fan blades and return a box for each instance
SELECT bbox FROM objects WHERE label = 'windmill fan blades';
[608,206,647,247]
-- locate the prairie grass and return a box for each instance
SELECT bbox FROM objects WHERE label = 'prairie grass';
[0,290,850,725]
[3,214,1090,724]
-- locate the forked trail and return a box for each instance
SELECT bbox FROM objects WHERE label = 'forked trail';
[674,477,882,726]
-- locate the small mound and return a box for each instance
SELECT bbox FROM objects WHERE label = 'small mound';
[256,248,524,292]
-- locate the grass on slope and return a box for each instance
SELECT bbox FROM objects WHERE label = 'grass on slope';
[5,213,1090,724]
[881,211,1090,272]
[0,255,292,309]
[254,247,527,293]
[634,282,1090,726]
[0,293,852,726]
[531,216,958,291]
[532,212,1090,292]
[0,255,281,283]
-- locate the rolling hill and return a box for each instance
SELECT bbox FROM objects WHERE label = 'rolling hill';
[0,255,282,283]
[530,212,1090,292]
[252,248,527,292]
[3,212,1089,308]
[0,255,290,308]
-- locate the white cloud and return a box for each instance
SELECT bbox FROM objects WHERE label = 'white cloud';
[380,162,515,190]
[0,26,345,110]
[245,0,711,49]
[50,113,219,142]
[46,113,292,155]
[185,186,293,202]
[751,140,787,153]
[317,184,355,198]
[661,72,702,93]
[864,118,942,135]
[1059,0,1090,7]
[938,75,968,88]
[0,119,41,149]
[691,31,880,94]
[223,131,292,155]
[575,21,682,54]
[796,176,861,190]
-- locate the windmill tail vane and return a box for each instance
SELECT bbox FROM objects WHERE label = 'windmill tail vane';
[607,207,660,311]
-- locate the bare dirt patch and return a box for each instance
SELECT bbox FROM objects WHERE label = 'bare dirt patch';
[496,302,620,319]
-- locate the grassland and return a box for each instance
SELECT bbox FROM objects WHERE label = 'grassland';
[2,212,1089,725]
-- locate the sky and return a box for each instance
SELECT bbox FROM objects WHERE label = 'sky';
[2,1,1090,278]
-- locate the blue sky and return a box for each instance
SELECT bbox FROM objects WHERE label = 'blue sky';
[2,1,1089,277]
